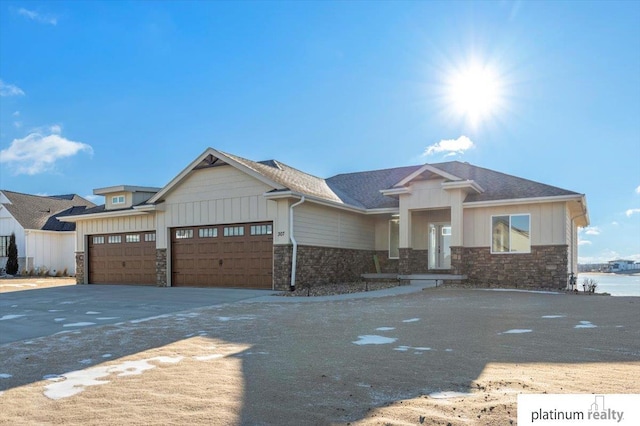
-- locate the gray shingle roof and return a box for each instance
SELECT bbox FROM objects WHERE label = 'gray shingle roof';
[0,190,96,231]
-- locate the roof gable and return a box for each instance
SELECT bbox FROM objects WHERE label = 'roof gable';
[0,190,96,231]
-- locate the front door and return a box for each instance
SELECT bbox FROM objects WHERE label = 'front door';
[429,223,451,269]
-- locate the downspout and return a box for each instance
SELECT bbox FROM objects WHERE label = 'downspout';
[289,196,305,291]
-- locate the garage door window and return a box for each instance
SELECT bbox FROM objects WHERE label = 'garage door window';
[126,234,140,243]
[224,226,244,237]
[144,233,156,242]
[92,236,105,244]
[250,224,272,235]
[108,235,122,244]
[175,229,193,239]
[199,228,218,238]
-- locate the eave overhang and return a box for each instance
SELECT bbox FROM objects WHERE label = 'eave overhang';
[57,208,155,223]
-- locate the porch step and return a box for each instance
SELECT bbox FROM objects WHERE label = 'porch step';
[361,273,398,280]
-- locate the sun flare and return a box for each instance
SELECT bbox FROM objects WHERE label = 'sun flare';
[446,62,504,127]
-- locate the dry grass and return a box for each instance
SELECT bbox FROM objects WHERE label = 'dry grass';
[0,277,75,293]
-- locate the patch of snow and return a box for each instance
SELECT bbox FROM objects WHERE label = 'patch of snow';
[48,309,62,312]
[393,345,431,352]
[0,373,12,379]
[429,391,473,399]
[194,354,223,361]
[542,315,566,319]
[575,321,597,329]
[500,329,533,334]
[85,311,101,315]
[102,354,112,358]
[59,301,75,305]
[79,359,92,365]
[43,356,183,400]
[402,318,420,323]
[11,304,18,308]
[129,314,172,324]
[0,314,25,321]
[96,317,119,320]
[353,335,397,345]
[375,327,396,331]
[54,318,66,322]
[445,348,453,352]
[217,315,256,322]
[176,312,200,318]
[63,322,96,327]
[43,374,64,381]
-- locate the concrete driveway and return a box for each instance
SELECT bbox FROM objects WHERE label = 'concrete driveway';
[0,285,275,344]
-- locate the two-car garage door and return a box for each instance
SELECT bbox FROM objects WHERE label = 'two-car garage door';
[171,222,273,289]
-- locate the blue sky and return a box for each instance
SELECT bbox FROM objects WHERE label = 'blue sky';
[1,1,638,263]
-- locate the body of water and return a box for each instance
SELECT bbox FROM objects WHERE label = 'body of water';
[577,273,640,297]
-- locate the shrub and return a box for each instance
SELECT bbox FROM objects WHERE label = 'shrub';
[582,278,598,294]
[6,233,19,275]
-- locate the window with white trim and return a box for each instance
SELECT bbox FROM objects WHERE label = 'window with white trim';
[0,236,10,256]
[112,195,125,205]
[389,219,399,259]
[224,226,244,237]
[491,214,530,253]
[199,228,218,238]
[250,224,272,235]
[175,229,193,239]
[108,235,122,244]
[126,234,140,243]
[92,236,105,245]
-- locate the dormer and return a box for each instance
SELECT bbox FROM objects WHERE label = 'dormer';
[93,185,162,210]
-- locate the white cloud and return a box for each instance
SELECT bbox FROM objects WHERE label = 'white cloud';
[423,135,475,157]
[580,226,601,236]
[0,126,93,175]
[578,240,592,246]
[0,79,25,97]
[625,208,640,217]
[636,185,640,195]
[17,8,58,25]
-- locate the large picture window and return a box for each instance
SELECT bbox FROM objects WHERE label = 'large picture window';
[0,236,10,257]
[491,214,530,253]
[389,219,400,259]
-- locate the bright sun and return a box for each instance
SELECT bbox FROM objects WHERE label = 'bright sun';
[446,62,503,127]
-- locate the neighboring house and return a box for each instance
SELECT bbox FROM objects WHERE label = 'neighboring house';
[0,190,96,275]
[608,260,640,272]
[62,147,589,290]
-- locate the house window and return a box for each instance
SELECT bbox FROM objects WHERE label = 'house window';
[92,236,105,245]
[250,224,272,235]
[108,235,122,244]
[199,228,218,238]
[112,195,125,205]
[144,233,156,242]
[126,234,140,243]
[224,226,245,237]
[175,229,193,239]
[389,219,400,259]
[491,214,531,253]
[0,236,10,257]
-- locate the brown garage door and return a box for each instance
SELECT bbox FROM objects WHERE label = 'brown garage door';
[88,232,156,285]
[171,222,273,289]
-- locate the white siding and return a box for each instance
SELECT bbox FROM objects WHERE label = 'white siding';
[0,211,26,270]
[26,231,76,274]
[463,202,568,247]
[293,203,375,250]
[155,165,279,248]
[75,214,156,251]
[404,179,452,210]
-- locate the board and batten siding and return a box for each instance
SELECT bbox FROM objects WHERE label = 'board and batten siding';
[462,202,568,247]
[294,203,375,250]
[155,165,280,248]
[26,231,76,274]
[75,214,156,251]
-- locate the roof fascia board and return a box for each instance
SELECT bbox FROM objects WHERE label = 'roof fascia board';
[24,229,75,235]
[441,180,485,193]
[394,164,462,188]
[94,185,161,195]
[364,208,400,215]
[264,191,367,214]
[463,194,586,209]
[58,209,154,222]
[148,147,285,204]
[379,187,411,196]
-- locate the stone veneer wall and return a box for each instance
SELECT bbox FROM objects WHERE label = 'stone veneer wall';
[273,245,378,291]
[398,248,431,274]
[459,245,569,289]
[75,252,85,284]
[373,250,399,274]
[156,249,167,287]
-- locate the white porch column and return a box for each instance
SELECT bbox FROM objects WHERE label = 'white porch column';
[450,190,464,247]
[399,196,412,248]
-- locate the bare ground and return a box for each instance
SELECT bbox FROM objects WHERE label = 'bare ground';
[0,277,75,293]
[0,288,638,425]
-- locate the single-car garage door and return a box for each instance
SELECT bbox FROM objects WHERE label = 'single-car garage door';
[171,222,273,289]
[88,232,156,285]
